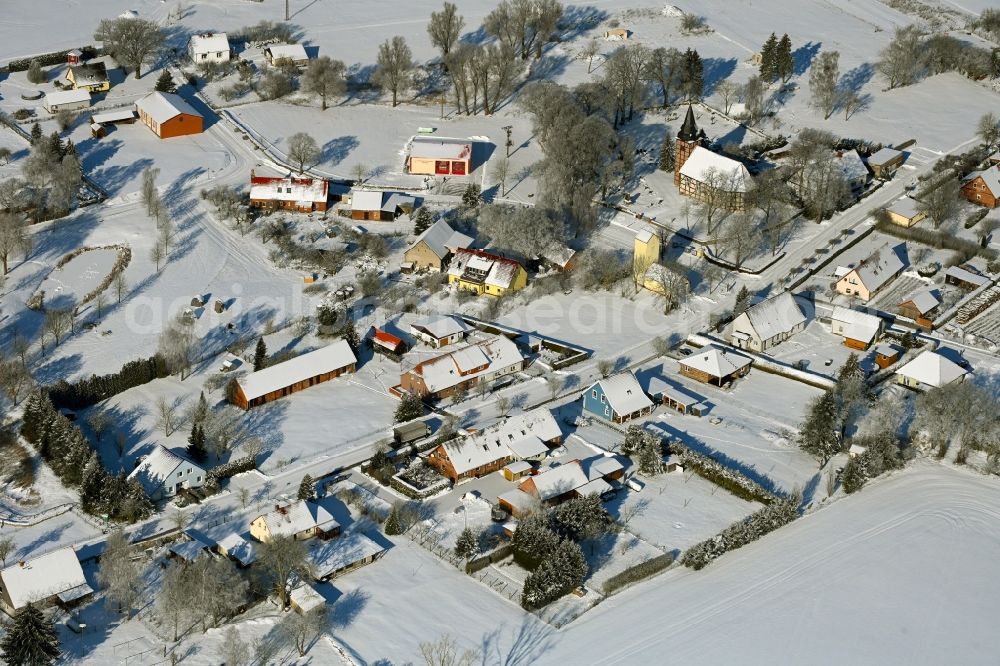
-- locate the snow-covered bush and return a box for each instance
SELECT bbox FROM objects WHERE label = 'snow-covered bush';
[521,539,587,610]
[602,553,674,595]
[681,495,799,570]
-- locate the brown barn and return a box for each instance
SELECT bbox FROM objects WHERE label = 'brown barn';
[231,340,356,409]
[135,91,203,139]
[866,147,905,179]
[350,190,415,221]
[961,168,999,208]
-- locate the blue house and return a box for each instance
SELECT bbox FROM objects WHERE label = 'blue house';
[582,372,655,424]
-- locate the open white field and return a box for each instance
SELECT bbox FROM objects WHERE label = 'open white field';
[542,461,1000,665]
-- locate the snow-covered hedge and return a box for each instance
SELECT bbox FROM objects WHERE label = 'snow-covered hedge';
[207,455,256,482]
[681,496,799,570]
[667,440,780,505]
[602,553,674,595]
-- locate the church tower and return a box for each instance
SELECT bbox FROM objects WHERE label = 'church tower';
[673,105,701,186]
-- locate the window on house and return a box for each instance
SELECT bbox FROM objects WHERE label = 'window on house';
[591,389,597,398]
[604,406,610,416]
[600,394,606,404]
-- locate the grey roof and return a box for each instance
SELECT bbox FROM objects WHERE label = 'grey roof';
[847,243,905,292]
[589,372,654,416]
[408,219,473,260]
[900,290,940,315]
[135,91,202,124]
[740,291,806,341]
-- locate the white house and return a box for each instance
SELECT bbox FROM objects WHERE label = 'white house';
[189,32,230,63]
[895,350,969,390]
[0,547,91,614]
[43,89,91,114]
[409,315,472,348]
[730,291,806,352]
[829,306,883,350]
[127,446,207,501]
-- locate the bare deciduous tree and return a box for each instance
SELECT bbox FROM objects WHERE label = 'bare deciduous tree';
[582,38,600,74]
[280,607,327,657]
[97,529,142,620]
[420,634,480,666]
[0,537,15,567]
[808,50,840,119]
[157,312,196,379]
[43,309,71,346]
[302,56,346,110]
[428,2,465,62]
[258,535,311,608]
[287,132,320,174]
[491,158,511,196]
[876,25,924,89]
[94,17,164,78]
[0,212,31,274]
[715,79,740,114]
[374,36,414,107]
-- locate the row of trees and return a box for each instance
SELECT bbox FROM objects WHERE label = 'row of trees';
[47,354,168,410]
[877,24,999,90]
[681,494,799,569]
[21,391,153,522]
[799,353,871,466]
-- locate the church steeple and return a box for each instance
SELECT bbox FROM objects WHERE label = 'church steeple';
[677,104,699,142]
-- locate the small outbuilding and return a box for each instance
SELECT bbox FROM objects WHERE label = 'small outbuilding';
[406,136,473,176]
[349,190,415,221]
[264,43,309,66]
[309,533,387,581]
[409,316,472,348]
[0,547,91,615]
[43,89,91,114]
[873,344,900,369]
[503,460,533,482]
[945,265,989,291]
[897,290,941,327]
[867,147,905,179]
[886,197,926,228]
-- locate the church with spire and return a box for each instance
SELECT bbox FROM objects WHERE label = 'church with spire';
[672,105,752,210]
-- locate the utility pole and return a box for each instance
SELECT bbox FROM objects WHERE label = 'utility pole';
[502,125,513,157]
[285,0,290,21]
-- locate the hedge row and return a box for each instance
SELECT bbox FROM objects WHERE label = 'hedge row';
[602,553,674,595]
[5,46,98,72]
[874,219,997,261]
[667,441,779,505]
[48,354,169,411]
[207,455,256,482]
[465,544,514,575]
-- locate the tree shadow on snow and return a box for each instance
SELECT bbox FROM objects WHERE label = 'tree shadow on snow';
[793,42,822,76]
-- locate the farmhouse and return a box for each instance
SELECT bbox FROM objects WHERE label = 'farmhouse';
[250,500,340,543]
[406,136,473,176]
[249,172,329,213]
[189,32,230,63]
[678,346,752,386]
[730,291,806,351]
[0,548,91,615]
[403,219,473,272]
[895,350,968,390]
[127,445,206,501]
[350,190,416,221]
[835,243,906,302]
[674,106,751,209]
[264,43,309,66]
[961,167,999,208]
[410,315,472,348]
[897,290,941,326]
[231,339,357,409]
[309,533,387,581]
[399,335,524,399]
[945,265,989,290]
[43,89,90,114]
[866,147,905,179]
[448,249,528,296]
[426,407,560,482]
[886,197,927,227]
[135,91,204,138]
[582,372,655,423]
[830,306,883,350]
[66,62,109,92]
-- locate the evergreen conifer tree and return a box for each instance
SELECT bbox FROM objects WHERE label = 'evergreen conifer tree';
[253,337,267,371]
[413,207,434,234]
[29,122,42,145]
[341,322,360,354]
[186,425,207,462]
[776,34,794,83]
[384,504,404,535]
[658,131,675,171]
[394,392,424,423]
[800,391,841,465]
[454,527,478,559]
[462,184,482,209]
[154,70,176,93]
[47,132,63,158]
[682,48,704,101]
[733,285,753,316]
[63,139,77,159]
[297,474,315,501]
[0,602,61,666]
[760,33,778,82]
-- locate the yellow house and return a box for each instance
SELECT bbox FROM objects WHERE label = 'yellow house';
[66,63,109,92]
[835,243,905,302]
[634,229,663,292]
[886,197,926,228]
[447,248,527,296]
[249,501,339,543]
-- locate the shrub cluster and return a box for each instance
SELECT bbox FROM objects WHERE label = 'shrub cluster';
[47,354,168,411]
[206,455,256,483]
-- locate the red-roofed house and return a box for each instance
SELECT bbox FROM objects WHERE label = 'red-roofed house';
[249,172,329,213]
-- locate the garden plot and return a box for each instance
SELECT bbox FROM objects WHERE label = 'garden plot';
[960,300,1000,346]
[34,247,121,311]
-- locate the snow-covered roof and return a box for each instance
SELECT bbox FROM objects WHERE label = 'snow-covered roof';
[831,307,882,343]
[0,547,87,610]
[135,91,201,124]
[945,265,989,288]
[507,435,549,460]
[409,136,472,160]
[217,533,257,565]
[289,583,326,613]
[448,249,524,289]
[91,109,135,124]
[309,532,386,579]
[577,478,612,497]
[523,460,590,501]
[45,89,90,107]
[740,291,806,341]
[680,346,752,379]
[868,147,903,165]
[895,350,968,388]
[256,501,339,539]
[497,488,537,513]
[250,175,328,205]
[836,149,869,183]
[900,290,940,315]
[846,243,905,292]
[190,32,229,55]
[679,146,752,192]
[237,340,356,401]
[590,372,654,416]
[410,315,472,340]
[504,460,533,474]
[888,197,921,219]
[127,445,204,496]
[962,167,1000,194]
[539,244,577,269]
[412,335,524,394]
[874,344,899,358]
[351,189,415,213]
[443,408,558,474]
[634,229,654,244]
[581,456,624,481]
[265,43,308,62]
[169,538,211,562]
[408,219,473,260]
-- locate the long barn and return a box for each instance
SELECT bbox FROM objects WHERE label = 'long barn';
[231,340,357,409]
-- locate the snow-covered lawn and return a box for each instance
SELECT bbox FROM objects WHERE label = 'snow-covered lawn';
[35,247,119,311]
[764,318,874,379]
